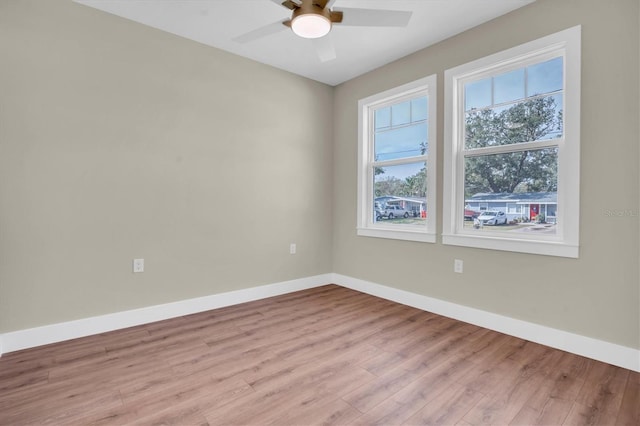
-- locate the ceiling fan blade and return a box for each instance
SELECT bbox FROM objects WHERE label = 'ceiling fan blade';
[325,0,338,9]
[269,0,301,10]
[232,20,288,44]
[336,8,412,27]
[329,11,343,23]
[312,35,336,62]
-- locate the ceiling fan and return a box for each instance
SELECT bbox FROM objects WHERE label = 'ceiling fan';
[232,0,412,62]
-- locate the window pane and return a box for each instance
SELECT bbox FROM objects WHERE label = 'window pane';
[375,107,391,130]
[391,101,411,126]
[527,57,563,97]
[465,78,491,111]
[463,148,558,235]
[411,97,428,122]
[374,162,427,225]
[375,121,427,161]
[494,68,525,105]
[465,94,563,149]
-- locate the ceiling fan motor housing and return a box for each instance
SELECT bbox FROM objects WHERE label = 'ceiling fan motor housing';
[291,1,331,23]
[292,1,331,21]
[288,1,333,38]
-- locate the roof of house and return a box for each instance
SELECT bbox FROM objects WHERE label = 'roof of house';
[466,192,557,203]
[375,196,425,204]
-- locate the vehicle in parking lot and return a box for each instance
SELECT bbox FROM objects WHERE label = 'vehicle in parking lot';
[380,205,410,219]
[464,208,480,220]
[476,210,507,225]
[375,202,386,221]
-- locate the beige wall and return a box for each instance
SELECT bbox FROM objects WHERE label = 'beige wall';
[0,0,334,332]
[333,0,640,349]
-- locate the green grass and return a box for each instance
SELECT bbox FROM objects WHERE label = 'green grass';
[378,217,426,225]
[462,221,521,231]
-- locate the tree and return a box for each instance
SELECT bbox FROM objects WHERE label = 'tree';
[404,167,426,197]
[375,141,428,198]
[374,176,406,197]
[464,97,560,197]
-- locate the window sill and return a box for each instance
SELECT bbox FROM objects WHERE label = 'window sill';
[357,227,436,243]
[442,233,578,258]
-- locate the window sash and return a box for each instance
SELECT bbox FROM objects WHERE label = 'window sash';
[357,74,437,243]
[443,26,581,258]
[461,138,560,157]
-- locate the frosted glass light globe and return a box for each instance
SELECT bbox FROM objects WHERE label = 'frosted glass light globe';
[291,14,331,39]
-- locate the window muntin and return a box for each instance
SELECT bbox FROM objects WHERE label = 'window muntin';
[443,26,581,257]
[358,75,437,243]
[371,96,427,229]
[374,99,427,161]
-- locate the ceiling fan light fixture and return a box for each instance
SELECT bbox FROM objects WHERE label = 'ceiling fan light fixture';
[291,13,331,39]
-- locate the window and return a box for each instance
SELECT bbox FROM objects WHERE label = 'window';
[358,75,437,242]
[443,26,581,257]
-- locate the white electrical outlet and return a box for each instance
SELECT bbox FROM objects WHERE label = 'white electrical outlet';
[454,259,463,273]
[290,243,296,255]
[133,258,144,273]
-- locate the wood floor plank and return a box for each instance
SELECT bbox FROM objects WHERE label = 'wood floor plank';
[271,397,363,426]
[2,382,123,425]
[126,375,252,421]
[403,384,483,426]
[388,356,479,416]
[395,327,488,377]
[204,362,375,425]
[616,377,640,425]
[358,350,407,377]
[238,331,376,387]
[366,310,441,348]
[131,403,210,426]
[458,357,526,396]
[399,322,484,363]
[563,374,627,425]
[0,367,49,394]
[460,358,549,425]
[246,343,379,395]
[546,351,591,400]
[0,285,637,426]
[563,401,616,426]
[342,362,428,413]
[509,396,573,425]
[369,314,462,356]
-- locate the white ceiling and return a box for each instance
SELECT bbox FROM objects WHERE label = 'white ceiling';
[74,0,535,86]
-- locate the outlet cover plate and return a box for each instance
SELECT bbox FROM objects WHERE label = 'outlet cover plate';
[133,258,144,273]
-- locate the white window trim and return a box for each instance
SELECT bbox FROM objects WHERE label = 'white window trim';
[443,26,581,258]
[357,75,437,243]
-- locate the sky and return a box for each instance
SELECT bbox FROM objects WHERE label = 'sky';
[372,56,563,182]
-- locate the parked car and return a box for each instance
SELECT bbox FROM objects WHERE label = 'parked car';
[476,210,507,225]
[381,205,410,219]
[375,202,386,221]
[464,208,480,220]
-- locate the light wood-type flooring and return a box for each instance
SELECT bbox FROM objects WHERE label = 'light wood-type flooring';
[1,285,638,425]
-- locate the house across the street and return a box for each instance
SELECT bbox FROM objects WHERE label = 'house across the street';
[376,196,426,216]
[465,192,557,223]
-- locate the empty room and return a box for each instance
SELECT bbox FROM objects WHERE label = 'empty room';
[0,0,638,424]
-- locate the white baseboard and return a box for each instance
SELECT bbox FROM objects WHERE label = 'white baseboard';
[1,272,638,373]
[331,273,640,373]
[0,274,331,356]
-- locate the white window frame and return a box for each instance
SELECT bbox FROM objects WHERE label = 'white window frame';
[443,26,581,258]
[357,75,437,243]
